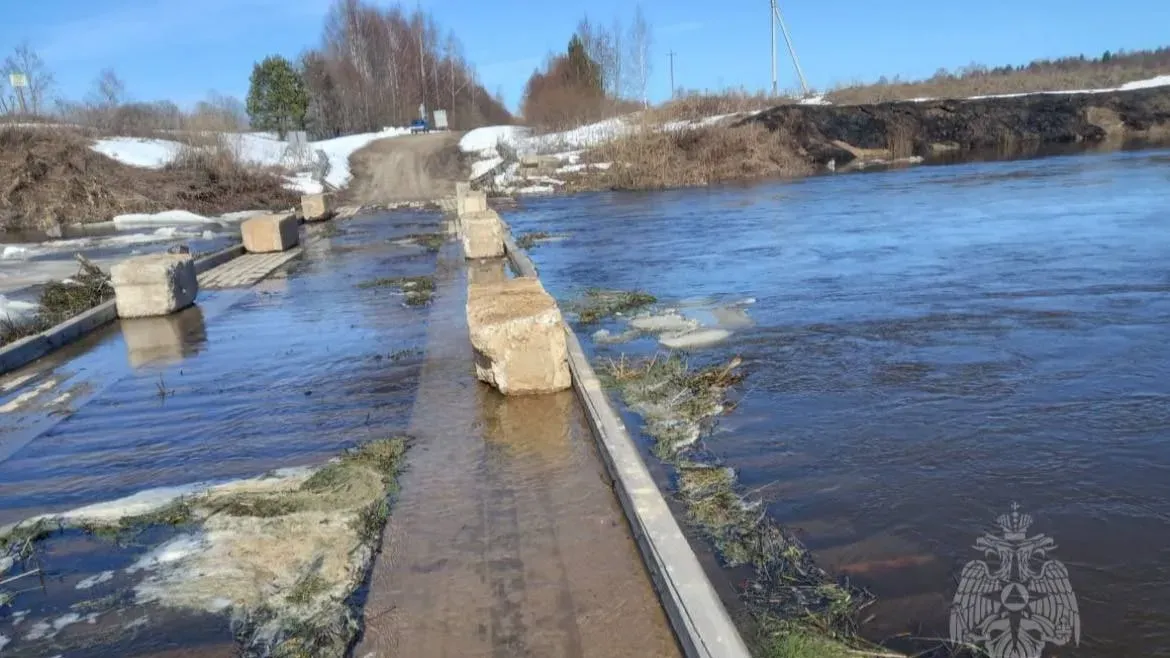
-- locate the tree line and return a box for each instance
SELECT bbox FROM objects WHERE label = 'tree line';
[0,0,511,138]
[250,0,511,139]
[520,7,654,131]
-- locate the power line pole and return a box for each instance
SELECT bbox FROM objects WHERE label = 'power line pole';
[668,51,677,98]
[771,0,809,96]
[769,1,777,95]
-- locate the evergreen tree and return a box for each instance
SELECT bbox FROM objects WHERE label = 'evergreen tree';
[246,55,308,138]
[566,34,602,94]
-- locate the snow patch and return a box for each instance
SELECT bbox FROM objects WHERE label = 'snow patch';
[659,328,733,350]
[0,634,8,651]
[76,570,115,590]
[127,535,206,574]
[515,185,556,195]
[0,295,37,323]
[459,126,528,156]
[91,128,411,192]
[90,138,181,168]
[112,210,216,228]
[470,156,504,180]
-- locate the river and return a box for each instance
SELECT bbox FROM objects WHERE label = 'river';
[506,148,1170,657]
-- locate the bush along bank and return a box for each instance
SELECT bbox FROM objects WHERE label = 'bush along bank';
[0,438,408,657]
[597,350,890,657]
[0,257,114,348]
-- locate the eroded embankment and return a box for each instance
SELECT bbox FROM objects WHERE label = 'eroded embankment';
[745,85,1170,167]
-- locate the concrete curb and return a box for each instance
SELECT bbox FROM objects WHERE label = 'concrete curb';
[0,242,248,377]
[502,234,753,658]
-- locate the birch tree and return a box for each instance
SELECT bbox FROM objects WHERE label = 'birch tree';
[1,43,55,115]
[628,6,653,107]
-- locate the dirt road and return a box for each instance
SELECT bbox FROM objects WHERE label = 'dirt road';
[345,132,466,204]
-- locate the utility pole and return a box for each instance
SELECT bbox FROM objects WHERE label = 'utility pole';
[668,51,677,99]
[770,0,810,96]
[769,0,777,96]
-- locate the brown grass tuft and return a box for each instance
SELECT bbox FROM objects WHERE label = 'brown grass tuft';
[593,122,811,190]
[647,91,793,124]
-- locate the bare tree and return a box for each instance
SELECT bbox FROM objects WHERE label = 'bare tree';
[628,6,653,107]
[303,0,510,136]
[610,16,625,99]
[1,42,55,115]
[90,68,126,109]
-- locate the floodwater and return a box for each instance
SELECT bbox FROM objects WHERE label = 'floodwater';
[507,148,1170,657]
[0,211,439,656]
[0,221,240,301]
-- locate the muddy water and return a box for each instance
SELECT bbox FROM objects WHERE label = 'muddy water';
[0,211,437,524]
[507,148,1170,657]
[357,253,679,658]
[0,211,439,656]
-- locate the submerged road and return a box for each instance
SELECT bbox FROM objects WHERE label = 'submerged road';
[0,133,681,657]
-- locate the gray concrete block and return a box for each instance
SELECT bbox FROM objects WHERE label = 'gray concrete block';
[111,254,198,319]
[242,213,299,253]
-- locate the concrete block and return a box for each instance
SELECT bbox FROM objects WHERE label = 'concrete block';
[458,190,488,217]
[467,277,570,395]
[122,305,207,368]
[111,254,198,319]
[468,258,508,286]
[460,210,505,259]
[301,193,334,221]
[455,181,470,201]
[242,213,299,253]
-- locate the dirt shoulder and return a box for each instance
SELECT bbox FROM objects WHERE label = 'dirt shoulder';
[0,127,296,233]
[745,85,1170,168]
[344,132,467,205]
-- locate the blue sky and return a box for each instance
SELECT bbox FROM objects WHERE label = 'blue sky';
[4,0,1170,114]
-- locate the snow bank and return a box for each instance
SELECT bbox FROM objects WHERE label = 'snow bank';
[459,126,528,156]
[470,156,503,180]
[0,295,38,322]
[90,138,181,169]
[112,210,218,228]
[91,128,411,192]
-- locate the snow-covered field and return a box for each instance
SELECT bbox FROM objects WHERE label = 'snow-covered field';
[91,128,411,194]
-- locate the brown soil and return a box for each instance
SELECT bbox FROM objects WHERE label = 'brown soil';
[0,128,297,232]
[344,132,467,204]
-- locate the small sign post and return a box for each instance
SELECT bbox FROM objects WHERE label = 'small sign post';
[9,72,28,114]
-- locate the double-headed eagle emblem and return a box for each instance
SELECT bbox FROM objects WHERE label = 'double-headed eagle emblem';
[950,503,1080,658]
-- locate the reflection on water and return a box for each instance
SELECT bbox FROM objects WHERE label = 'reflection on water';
[0,212,440,524]
[507,147,1170,656]
[121,305,208,368]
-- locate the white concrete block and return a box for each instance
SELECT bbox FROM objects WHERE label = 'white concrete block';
[111,254,198,319]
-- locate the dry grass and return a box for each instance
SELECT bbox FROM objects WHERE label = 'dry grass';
[0,126,296,232]
[647,91,793,123]
[827,48,1170,104]
[0,257,114,347]
[593,121,811,190]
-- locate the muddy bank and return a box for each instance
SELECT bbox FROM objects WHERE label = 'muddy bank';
[745,85,1170,167]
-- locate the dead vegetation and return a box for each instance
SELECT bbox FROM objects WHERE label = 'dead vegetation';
[826,47,1170,104]
[356,275,435,306]
[599,352,880,657]
[0,126,296,233]
[569,288,656,324]
[646,90,793,123]
[591,122,811,191]
[514,231,552,250]
[0,256,114,347]
[0,437,409,658]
